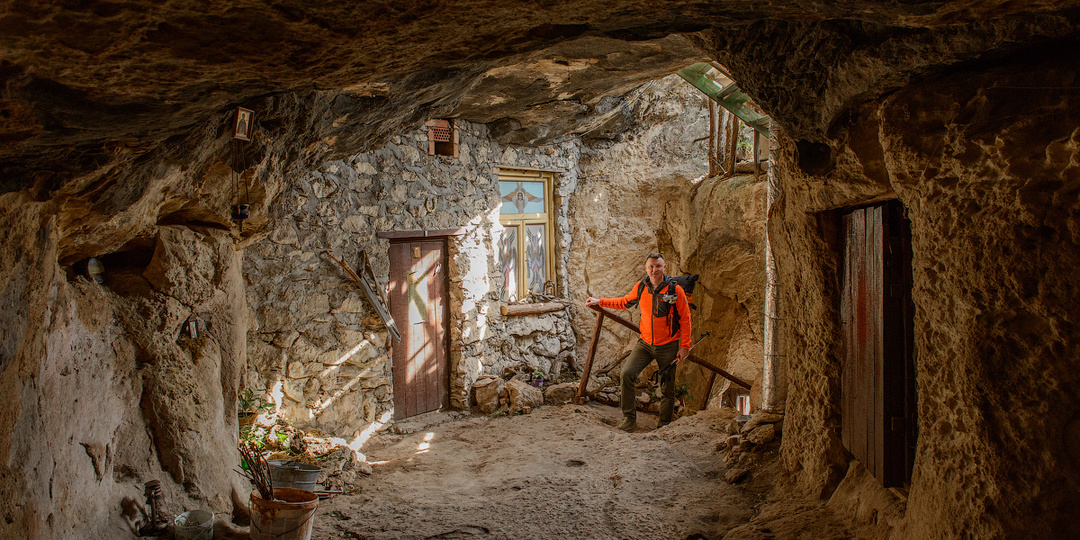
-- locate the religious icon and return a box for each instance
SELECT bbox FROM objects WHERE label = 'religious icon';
[233,107,254,141]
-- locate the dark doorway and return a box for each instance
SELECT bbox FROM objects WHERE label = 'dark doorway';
[388,239,450,420]
[840,200,917,488]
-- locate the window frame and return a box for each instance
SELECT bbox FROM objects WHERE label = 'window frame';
[497,168,556,302]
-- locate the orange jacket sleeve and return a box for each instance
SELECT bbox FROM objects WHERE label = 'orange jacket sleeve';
[597,281,642,311]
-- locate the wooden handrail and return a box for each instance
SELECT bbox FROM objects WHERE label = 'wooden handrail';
[575,304,753,403]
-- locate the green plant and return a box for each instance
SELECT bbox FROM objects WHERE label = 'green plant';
[675,382,692,400]
[239,425,267,448]
[531,370,543,379]
[238,388,274,414]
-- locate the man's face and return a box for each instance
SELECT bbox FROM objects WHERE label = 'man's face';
[645,257,666,283]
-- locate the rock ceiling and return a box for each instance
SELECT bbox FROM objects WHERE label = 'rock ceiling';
[2,1,1078,200]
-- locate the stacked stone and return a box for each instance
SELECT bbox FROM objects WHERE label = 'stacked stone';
[722,411,784,453]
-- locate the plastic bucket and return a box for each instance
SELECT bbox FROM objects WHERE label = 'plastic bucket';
[173,510,214,540]
[250,487,319,540]
[268,460,321,492]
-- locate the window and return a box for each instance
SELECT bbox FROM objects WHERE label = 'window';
[497,168,556,302]
[426,119,458,157]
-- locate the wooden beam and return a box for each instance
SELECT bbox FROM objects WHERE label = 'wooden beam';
[685,354,752,390]
[576,311,606,404]
[500,300,570,316]
[587,305,638,333]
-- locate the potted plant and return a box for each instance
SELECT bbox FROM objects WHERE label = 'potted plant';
[238,388,273,427]
[530,370,544,388]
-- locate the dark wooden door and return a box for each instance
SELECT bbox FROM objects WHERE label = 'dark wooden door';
[388,240,449,420]
[841,200,916,487]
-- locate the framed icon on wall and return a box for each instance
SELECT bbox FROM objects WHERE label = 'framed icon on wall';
[233,107,254,141]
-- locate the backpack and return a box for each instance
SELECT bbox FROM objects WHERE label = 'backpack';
[624,274,699,338]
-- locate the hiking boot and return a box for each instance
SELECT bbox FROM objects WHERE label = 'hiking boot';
[656,420,670,429]
[616,418,637,432]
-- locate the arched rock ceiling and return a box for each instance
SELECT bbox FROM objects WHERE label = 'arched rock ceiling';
[2,1,1079,191]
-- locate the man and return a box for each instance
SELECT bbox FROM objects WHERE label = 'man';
[586,252,692,431]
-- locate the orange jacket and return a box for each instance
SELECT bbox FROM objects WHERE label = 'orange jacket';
[598,277,692,349]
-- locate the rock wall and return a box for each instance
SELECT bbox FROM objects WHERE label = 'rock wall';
[243,120,583,436]
[567,76,767,412]
[771,49,1080,538]
[0,196,247,539]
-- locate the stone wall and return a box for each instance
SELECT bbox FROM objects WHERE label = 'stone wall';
[244,120,583,437]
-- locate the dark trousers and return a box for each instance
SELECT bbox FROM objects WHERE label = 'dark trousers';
[621,339,680,424]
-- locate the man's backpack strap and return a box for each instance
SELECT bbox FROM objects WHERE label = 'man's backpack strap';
[624,276,649,309]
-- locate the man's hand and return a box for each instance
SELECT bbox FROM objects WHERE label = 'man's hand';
[674,347,690,363]
[585,297,600,306]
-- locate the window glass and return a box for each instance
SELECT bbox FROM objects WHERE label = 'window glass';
[500,181,546,214]
[525,223,547,295]
[499,227,519,302]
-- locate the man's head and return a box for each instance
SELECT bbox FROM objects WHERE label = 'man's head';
[645,252,666,285]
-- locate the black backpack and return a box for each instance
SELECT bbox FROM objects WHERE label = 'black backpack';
[624,274,699,338]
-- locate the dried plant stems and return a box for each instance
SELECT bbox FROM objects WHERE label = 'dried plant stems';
[239,443,274,501]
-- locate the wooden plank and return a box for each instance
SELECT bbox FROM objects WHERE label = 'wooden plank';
[868,204,884,480]
[376,228,465,240]
[852,207,868,473]
[840,212,853,453]
[576,311,606,404]
[433,241,450,411]
[388,242,410,420]
[500,300,570,316]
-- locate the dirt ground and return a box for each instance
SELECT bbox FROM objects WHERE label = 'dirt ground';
[307,403,866,540]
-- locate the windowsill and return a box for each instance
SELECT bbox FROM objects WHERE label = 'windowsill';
[499,299,571,316]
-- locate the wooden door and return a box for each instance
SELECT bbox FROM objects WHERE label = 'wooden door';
[388,240,449,420]
[840,200,917,487]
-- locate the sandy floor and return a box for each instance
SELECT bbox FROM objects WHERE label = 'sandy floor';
[309,403,860,540]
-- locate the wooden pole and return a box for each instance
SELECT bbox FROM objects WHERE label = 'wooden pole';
[576,311,606,404]
[717,109,727,176]
[726,115,739,179]
[701,372,717,410]
[708,100,716,177]
[753,130,761,181]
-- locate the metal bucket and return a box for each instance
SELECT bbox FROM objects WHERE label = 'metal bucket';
[173,510,214,540]
[268,460,321,492]
[250,487,319,540]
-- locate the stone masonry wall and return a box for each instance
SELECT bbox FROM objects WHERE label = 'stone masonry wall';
[244,120,583,438]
